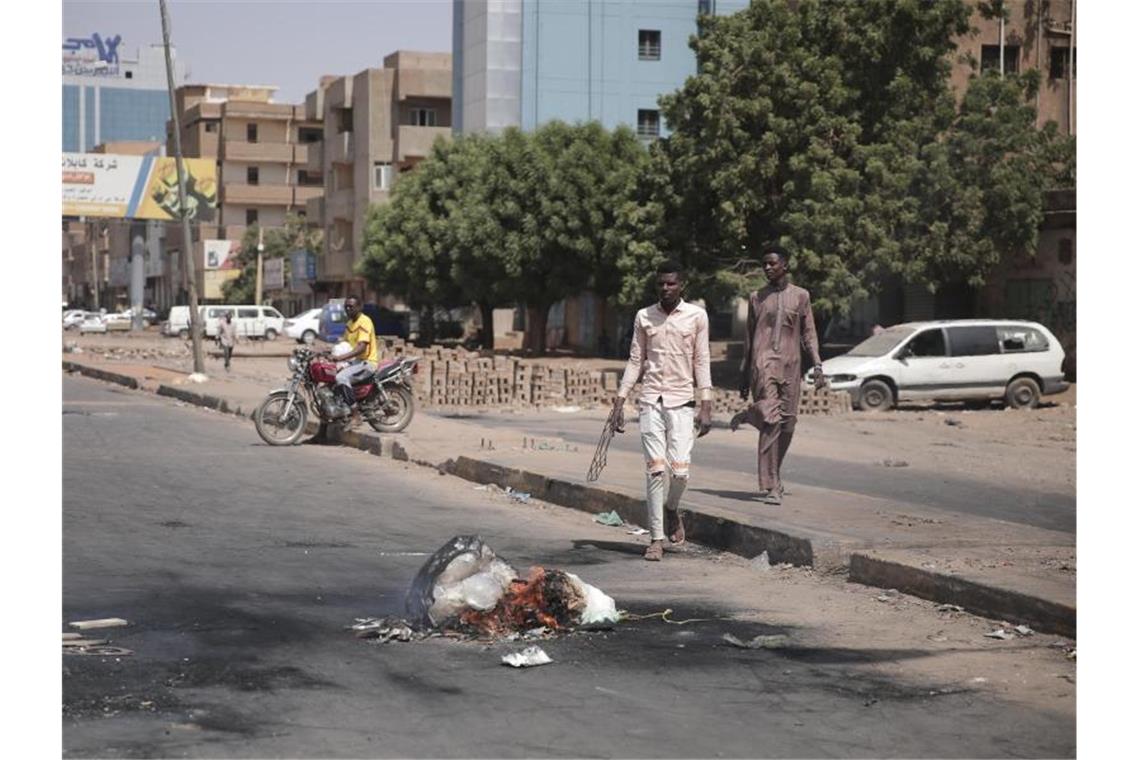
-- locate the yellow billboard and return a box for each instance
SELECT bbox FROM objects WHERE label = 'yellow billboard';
[63,153,218,221]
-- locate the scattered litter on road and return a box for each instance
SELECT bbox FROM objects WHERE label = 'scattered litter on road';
[1066,649,1076,660]
[1013,625,1035,636]
[722,633,789,650]
[971,677,988,684]
[879,459,910,467]
[625,527,649,536]
[593,510,624,527]
[63,638,108,648]
[501,645,553,667]
[876,589,900,603]
[622,608,720,625]
[984,628,1015,640]
[550,406,582,414]
[187,372,208,384]
[351,617,417,642]
[63,645,134,657]
[936,604,965,614]
[69,618,129,630]
[751,551,771,571]
[505,487,531,504]
[944,418,963,427]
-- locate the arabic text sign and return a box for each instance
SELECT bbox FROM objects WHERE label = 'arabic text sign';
[263,258,285,290]
[63,33,122,77]
[63,153,218,221]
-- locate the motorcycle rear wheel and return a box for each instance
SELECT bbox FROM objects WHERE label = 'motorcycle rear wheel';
[366,386,415,433]
[254,390,309,445]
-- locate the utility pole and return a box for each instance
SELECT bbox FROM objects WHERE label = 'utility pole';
[84,217,99,310]
[159,0,205,374]
[1068,0,1076,136]
[255,226,265,306]
[998,1,1005,78]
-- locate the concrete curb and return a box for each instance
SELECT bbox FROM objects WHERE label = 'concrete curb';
[849,553,1075,638]
[64,358,1076,637]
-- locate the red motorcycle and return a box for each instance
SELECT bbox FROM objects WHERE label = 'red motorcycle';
[253,346,419,445]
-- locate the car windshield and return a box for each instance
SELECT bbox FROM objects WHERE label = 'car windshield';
[846,326,916,357]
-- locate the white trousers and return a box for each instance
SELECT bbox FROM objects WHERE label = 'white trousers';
[638,400,694,541]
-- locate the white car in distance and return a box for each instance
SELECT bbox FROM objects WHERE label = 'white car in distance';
[284,307,322,344]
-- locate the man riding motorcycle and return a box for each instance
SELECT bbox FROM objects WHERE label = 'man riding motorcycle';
[331,296,378,424]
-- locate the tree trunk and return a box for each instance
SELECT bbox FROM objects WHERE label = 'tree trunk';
[417,305,436,346]
[478,300,496,351]
[525,303,549,356]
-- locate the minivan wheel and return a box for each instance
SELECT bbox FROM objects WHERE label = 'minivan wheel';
[178,328,189,339]
[857,379,894,412]
[1004,377,1041,409]
[265,328,278,341]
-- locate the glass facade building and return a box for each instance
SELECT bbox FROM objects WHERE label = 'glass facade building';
[61,37,186,151]
[452,0,749,136]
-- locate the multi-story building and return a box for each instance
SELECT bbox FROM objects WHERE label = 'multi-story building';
[168,84,324,305]
[303,51,452,301]
[452,0,749,138]
[63,33,186,152]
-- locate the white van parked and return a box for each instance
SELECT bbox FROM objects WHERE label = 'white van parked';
[163,305,285,340]
[819,320,1068,411]
[201,305,285,340]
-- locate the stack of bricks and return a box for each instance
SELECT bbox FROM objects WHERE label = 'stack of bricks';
[385,342,851,416]
[710,387,852,416]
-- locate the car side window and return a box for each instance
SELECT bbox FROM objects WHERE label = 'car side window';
[207,308,225,319]
[263,308,283,319]
[947,326,1000,357]
[996,326,1048,353]
[904,329,947,357]
[238,308,259,319]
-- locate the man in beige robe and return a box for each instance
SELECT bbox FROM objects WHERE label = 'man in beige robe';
[734,245,826,505]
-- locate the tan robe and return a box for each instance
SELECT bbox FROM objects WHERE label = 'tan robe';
[739,282,822,492]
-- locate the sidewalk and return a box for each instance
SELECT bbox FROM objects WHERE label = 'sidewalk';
[62,351,1075,637]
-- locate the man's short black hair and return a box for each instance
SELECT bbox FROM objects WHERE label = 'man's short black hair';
[760,244,790,264]
[656,260,684,278]
[345,295,360,304]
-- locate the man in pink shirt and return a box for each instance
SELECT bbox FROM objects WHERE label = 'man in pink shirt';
[611,261,713,561]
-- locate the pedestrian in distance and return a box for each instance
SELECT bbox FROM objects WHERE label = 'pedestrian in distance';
[217,311,238,372]
[611,261,713,561]
[732,244,827,505]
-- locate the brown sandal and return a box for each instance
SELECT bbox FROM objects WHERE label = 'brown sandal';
[644,540,664,561]
[666,510,686,545]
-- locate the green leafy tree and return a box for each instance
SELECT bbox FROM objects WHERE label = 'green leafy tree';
[221,213,323,304]
[360,122,653,353]
[649,0,1074,317]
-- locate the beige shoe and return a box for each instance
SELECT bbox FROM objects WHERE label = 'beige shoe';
[644,540,664,561]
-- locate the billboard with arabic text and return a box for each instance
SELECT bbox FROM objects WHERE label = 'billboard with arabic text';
[63,152,218,221]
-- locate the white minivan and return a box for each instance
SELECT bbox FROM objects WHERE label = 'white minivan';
[819,320,1068,411]
[163,305,286,340]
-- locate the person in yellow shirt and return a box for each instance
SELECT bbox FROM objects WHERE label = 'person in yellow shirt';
[333,296,379,416]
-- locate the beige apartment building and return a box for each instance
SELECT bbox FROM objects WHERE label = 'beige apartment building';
[168,84,324,303]
[303,51,451,301]
[950,0,1076,136]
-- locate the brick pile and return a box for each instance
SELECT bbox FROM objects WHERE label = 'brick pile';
[375,338,850,415]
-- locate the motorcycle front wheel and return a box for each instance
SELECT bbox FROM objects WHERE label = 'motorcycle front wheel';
[366,386,415,433]
[254,390,310,445]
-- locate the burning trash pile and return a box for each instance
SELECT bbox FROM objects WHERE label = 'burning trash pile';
[352,536,620,645]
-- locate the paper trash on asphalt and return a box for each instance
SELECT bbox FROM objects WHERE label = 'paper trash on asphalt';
[501,645,553,667]
[984,628,1015,640]
[723,633,790,650]
[593,510,624,527]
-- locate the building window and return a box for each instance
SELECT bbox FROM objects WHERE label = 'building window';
[245,208,258,225]
[373,162,393,191]
[246,123,258,142]
[409,108,437,127]
[298,126,322,143]
[980,44,1020,74]
[125,71,133,79]
[297,169,322,186]
[1050,47,1076,79]
[204,122,218,133]
[247,166,259,185]
[639,30,661,61]
[637,109,660,140]
[336,107,353,133]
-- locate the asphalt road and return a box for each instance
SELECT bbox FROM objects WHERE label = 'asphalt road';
[441,411,1076,534]
[63,375,1074,758]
